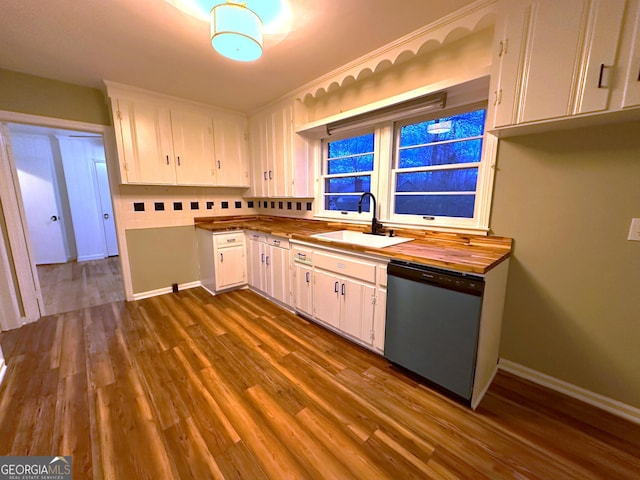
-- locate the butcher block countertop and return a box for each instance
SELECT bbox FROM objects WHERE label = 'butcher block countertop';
[194,215,512,275]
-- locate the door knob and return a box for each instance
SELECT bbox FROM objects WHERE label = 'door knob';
[51,215,59,221]
[103,213,110,220]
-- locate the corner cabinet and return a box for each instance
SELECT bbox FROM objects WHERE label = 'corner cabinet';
[491,0,632,129]
[246,231,292,306]
[248,99,312,198]
[105,83,249,187]
[198,229,247,294]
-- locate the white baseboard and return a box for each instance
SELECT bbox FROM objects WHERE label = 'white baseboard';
[132,281,202,301]
[499,359,640,425]
[77,254,107,262]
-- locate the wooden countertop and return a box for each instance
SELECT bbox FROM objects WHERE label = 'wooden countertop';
[194,215,512,274]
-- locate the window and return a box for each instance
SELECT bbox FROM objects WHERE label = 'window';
[316,98,494,231]
[321,131,375,213]
[392,108,486,220]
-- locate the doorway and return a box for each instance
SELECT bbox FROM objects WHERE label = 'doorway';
[6,123,124,316]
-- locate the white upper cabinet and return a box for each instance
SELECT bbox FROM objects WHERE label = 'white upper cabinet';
[248,99,311,198]
[213,116,249,187]
[106,83,249,187]
[170,108,216,185]
[621,0,640,108]
[492,0,628,129]
[114,98,176,184]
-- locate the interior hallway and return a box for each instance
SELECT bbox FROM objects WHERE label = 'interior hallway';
[36,256,124,316]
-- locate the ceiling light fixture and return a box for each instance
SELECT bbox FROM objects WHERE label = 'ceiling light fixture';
[211,1,263,62]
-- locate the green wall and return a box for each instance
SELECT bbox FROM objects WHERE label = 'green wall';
[490,120,640,408]
[0,68,111,125]
[125,226,199,294]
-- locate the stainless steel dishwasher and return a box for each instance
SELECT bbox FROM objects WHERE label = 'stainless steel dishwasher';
[384,259,484,403]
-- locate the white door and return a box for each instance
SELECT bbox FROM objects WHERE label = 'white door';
[12,134,68,265]
[94,161,119,256]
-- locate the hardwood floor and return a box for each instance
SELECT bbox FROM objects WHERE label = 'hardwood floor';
[36,257,124,316]
[0,287,638,479]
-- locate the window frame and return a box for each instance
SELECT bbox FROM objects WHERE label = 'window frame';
[317,126,382,222]
[314,99,497,233]
[388,102,490,229]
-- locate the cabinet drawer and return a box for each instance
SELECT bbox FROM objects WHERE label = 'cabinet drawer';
[214,231,244,247]
[314,251,376,283]
[292,244,313,264]
[267,235,289,249]
[246,231,266,243]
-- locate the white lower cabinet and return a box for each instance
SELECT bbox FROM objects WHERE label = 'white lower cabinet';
[198,229,246,293]
[246,231,291,306]
[297,244,387,353]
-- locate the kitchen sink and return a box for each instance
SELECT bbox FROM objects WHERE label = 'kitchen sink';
[310,230,414,249]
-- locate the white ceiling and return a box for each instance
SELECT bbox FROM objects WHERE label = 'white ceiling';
[0,0,478,113]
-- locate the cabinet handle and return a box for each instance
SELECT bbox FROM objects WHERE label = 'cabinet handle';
[334,281,339,293]
[261,253,265,263]
[273,240,280,246]
[217,160,221,169]
[305,272,310,283]
[165,155,170,165]
[341,283,345,296]
[298,253,306,259]
[637,65,640,82]
[177,156,181,166]
[226,238,236,243]
[264,171,268,180]
[597,64,613,89]
[220,253,223,262]
[265,256,270,266]
[268,170,273,179]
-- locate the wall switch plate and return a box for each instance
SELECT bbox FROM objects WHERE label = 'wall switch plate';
[627,218,640,241]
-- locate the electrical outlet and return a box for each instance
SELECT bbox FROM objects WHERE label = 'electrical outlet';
[627,218,640,241]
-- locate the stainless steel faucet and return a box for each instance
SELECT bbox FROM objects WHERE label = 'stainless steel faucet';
[358,192,385,236]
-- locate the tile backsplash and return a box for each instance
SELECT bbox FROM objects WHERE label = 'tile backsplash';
[116,185,314,229]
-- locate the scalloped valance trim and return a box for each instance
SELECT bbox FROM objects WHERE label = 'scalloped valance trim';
[293,0,498,103]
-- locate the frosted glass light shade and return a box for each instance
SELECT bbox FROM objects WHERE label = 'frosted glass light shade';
[211,3,263,62]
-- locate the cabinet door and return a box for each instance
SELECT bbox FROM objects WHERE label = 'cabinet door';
[249,115,269,197]
[268,105,293,197]
[215,244,246,290]
[213,117,249,187]
[492,2,529,128]
[575,0,626,114]
[519,0,588,123]
[293,263,313,317]
[373,288,386,352]
[115,98,175,184]
[269,245,290,305]
[313,270,341,329]
[170,109,216,186]
[622,2,640,108]
[340,279,375,344]
[247,238,261,290]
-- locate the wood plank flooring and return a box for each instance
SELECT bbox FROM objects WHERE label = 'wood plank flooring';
[36,257,124,316]
[0,287,638,479]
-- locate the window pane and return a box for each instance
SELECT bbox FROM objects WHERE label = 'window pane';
[399,109,486,147]
[325,175,371,193]
[325,195,370,212]
[398,139,483,169]
[395,194,475,218]
[396,168,478,193]
[327,153,374,174]
[328,133,375,158]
